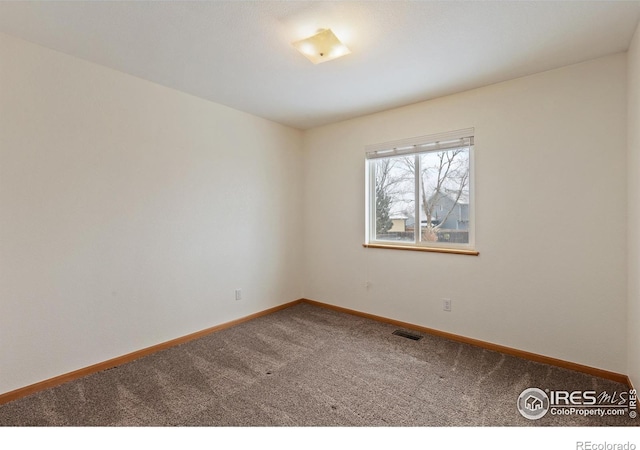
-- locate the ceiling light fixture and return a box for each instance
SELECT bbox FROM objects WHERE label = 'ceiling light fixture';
[292,28,351,64]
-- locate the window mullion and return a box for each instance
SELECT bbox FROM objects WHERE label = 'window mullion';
[370,159,378,241]
[414,153,420,245]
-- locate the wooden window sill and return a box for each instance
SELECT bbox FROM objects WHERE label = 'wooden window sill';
[362,243,479,256]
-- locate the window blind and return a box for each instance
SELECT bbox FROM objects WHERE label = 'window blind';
[365,128,474,159]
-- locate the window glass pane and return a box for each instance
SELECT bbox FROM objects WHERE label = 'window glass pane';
[373,156,414,242]
[418,148,470,244]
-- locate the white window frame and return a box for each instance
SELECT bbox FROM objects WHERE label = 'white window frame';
[364,128,477,255]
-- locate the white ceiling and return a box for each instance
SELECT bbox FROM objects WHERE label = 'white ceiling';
[1,1,639,130]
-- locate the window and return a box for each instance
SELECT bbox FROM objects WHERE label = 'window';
[364,128,477,255]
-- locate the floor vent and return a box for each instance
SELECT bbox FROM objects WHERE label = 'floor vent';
[392,330,423,341]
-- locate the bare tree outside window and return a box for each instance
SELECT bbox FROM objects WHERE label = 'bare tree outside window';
[373,157,414,242]
[371,146,470,245]
[419,149,469,242]
[374,158,394,235]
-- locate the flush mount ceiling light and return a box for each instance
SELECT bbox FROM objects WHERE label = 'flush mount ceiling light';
[292,28,351,64]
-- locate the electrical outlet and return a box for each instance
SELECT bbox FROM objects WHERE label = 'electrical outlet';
[443,298,451,312]
[235,289,242,301]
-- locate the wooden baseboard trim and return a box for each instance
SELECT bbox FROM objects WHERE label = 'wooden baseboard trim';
[300,298,630,387]
[0,299,303,406]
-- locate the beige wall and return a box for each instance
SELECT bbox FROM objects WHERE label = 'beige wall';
[628,20,640,389]
[0,33,304,395]
[303,54,628,373]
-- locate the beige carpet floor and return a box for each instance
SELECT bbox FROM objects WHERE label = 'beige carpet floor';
[0,302,635,426]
